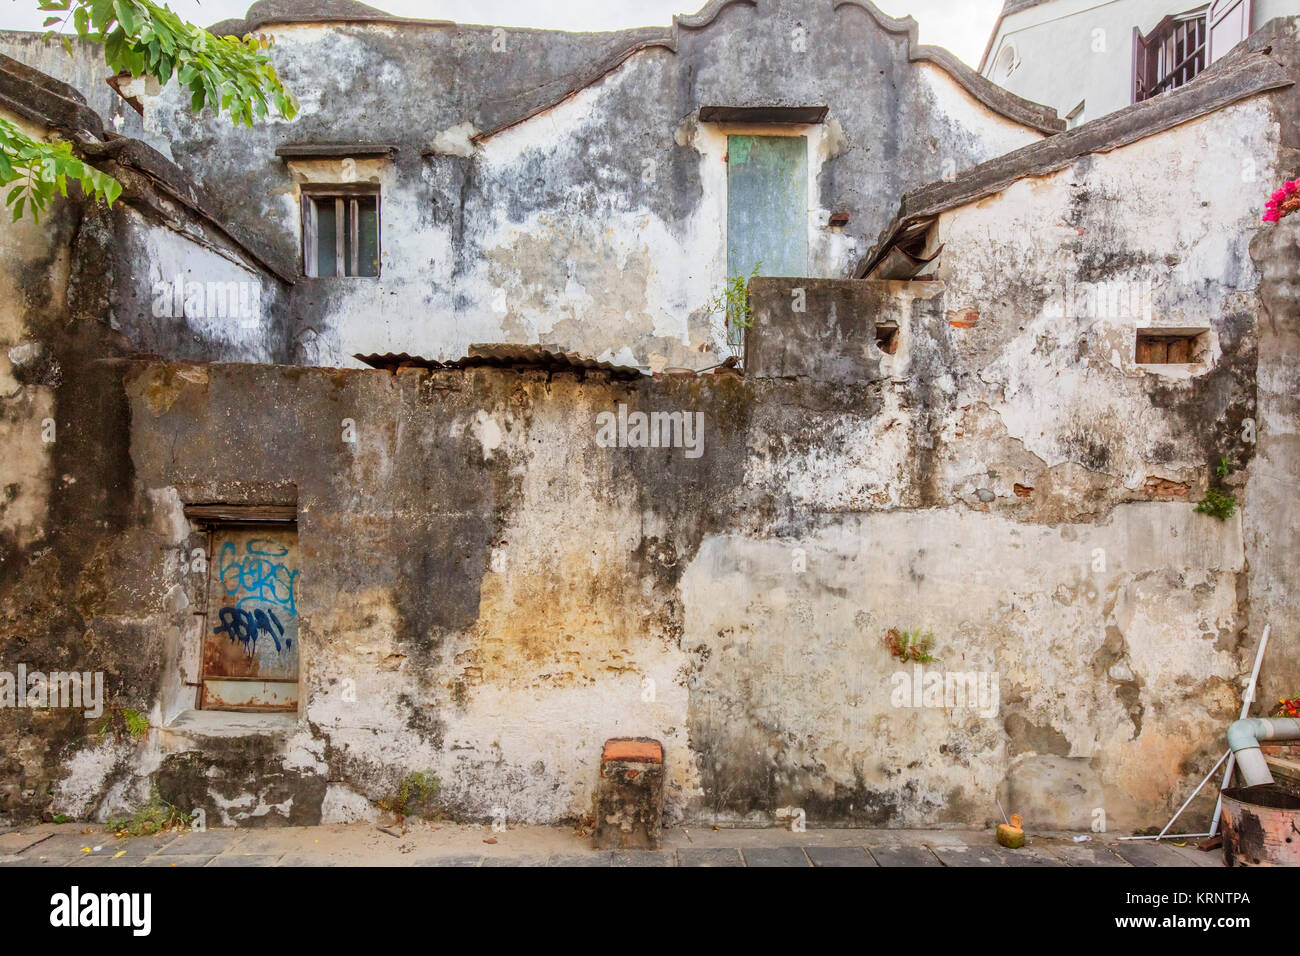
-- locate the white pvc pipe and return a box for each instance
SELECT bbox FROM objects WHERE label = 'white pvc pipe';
[1120,833,1213,841]
[1158,749,1229,838]
[1228,717,1300,786]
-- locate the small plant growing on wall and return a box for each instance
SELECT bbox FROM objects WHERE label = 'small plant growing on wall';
[95,704,149,741]
[1274,697,1300,718]
[1195,455,1236,521]
[1196,489,1236,521]
[705,261,762,360]
[106,787,193,837]
[378,771,441,821]
[885,627,938,664]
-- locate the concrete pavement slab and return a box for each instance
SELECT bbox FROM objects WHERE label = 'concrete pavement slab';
[805,846,876,867]
[866,845,942,866]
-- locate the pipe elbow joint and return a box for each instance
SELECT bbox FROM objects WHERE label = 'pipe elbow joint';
[1227,717,1300,788]
[1228,717,1267,754]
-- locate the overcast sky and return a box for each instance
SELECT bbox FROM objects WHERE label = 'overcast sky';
[1,1,1002,66]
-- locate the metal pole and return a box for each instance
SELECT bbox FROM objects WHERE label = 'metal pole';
[1210,624,1271,836]
[1119,832,1213,841]
[1157,748,1230,838]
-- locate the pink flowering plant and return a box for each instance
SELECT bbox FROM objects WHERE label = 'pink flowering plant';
[1262,178,1300,222]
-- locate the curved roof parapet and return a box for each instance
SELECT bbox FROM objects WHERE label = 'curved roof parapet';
[210,0,450,35]
[833,0,1064,134]
[211,0,1063,138]
[674,0,758,28]
[471,27,677,141]
[857,37,1295,278]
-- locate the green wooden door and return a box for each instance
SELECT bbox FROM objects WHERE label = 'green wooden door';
[727,134,808,282]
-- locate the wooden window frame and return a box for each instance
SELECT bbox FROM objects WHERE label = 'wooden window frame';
[1208,0,1254,63]
[301,182,381,279]
[1132,6,1211,104]
[1136,328,1207,365]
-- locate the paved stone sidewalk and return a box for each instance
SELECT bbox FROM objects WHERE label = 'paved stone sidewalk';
[0,822,1221,867]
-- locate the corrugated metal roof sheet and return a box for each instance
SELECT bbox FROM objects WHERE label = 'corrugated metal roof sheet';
[354,343,646,378]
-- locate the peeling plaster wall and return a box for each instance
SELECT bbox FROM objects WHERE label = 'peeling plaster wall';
[111,365,753,826]
[1245,40,1300,715]
[929,98,1276,504]
[0,111,69,562]
[0,105,289,821]
[76,259,1256,830]
[135,0,1048,370]
[6,7,1294,834]
[17,89,1285,832]
[683,509,1244,827]
[109,206,289,363]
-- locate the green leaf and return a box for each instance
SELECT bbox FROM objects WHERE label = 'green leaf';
[89,0,115,34]
[113,0,138,36]
[5,0,295,223]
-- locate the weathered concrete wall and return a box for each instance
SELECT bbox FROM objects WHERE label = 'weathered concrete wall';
[3,4,1293,836]
[0,88,288,818]
[48,260,1251,831]
[0,110,74,565]
[105,203,289,363]
[841,85,1286,824]
[929,97,1274,504]
[0,105,141,814]
[134,0,1052,371]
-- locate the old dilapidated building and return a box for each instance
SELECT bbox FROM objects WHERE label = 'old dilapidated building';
[1,0,1298,834]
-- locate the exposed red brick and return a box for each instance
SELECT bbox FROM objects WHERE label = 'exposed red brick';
[602,738,663,764]
[1143,476,1190,498]
[1013,483,1033,498]
[949,309,979,329]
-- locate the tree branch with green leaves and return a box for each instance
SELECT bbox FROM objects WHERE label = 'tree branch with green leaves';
[2,0,297,221]
[0,116,120,220]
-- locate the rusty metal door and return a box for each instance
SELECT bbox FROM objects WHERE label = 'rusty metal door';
[727,134,808,281]
[201,525,300,711]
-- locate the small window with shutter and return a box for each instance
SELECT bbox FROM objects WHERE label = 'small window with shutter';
[1132,6,1211,103]
[1136,329,1207,365]
[301,185,380,278]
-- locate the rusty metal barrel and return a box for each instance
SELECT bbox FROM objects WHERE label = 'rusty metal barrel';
[1221,785,1300,866]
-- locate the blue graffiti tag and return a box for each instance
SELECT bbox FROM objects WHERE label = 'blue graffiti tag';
[218,539,299,615]
[213,606,293,657]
